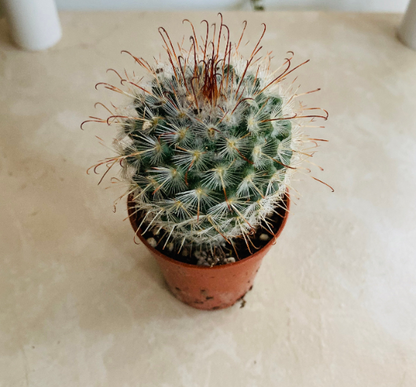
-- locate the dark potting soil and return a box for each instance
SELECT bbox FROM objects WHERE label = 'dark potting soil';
[130,194,288,266]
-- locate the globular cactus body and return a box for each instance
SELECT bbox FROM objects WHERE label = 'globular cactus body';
[87,17,328,258]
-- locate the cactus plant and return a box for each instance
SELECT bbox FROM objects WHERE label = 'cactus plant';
[84,16,329,264]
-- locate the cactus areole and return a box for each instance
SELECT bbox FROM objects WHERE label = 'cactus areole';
[85,15,329,266]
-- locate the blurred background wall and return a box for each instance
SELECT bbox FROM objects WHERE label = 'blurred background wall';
[55,0,409,12]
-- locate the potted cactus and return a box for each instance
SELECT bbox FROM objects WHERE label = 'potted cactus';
[83,15,329,310]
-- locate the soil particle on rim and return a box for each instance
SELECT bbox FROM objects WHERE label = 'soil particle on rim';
[146,237,157,248]
[259,233,271,242]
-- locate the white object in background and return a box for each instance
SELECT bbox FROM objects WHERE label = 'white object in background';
[399,0,416,50]
[3,0,62,51]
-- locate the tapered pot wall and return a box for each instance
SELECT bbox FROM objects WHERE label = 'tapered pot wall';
[128,194,290,310]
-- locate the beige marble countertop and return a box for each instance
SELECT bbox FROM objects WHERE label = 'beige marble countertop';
[1,11,416,387]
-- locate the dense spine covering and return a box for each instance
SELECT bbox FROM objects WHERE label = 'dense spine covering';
[85,16,329,257]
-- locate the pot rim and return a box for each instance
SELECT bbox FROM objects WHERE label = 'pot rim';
[128,192,290,271]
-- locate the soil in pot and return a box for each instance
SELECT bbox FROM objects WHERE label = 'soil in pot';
[128,193,289,267]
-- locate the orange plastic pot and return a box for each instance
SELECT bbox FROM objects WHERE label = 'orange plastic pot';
[128,194,290,310]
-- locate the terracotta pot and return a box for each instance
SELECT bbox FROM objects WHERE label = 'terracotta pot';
[127,194,290,310]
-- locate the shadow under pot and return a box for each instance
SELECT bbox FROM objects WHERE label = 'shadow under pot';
[127,193,290,310]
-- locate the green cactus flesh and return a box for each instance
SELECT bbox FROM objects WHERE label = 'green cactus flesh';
[122,65,294,250]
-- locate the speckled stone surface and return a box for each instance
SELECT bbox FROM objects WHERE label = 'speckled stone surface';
[1,11,416,387]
